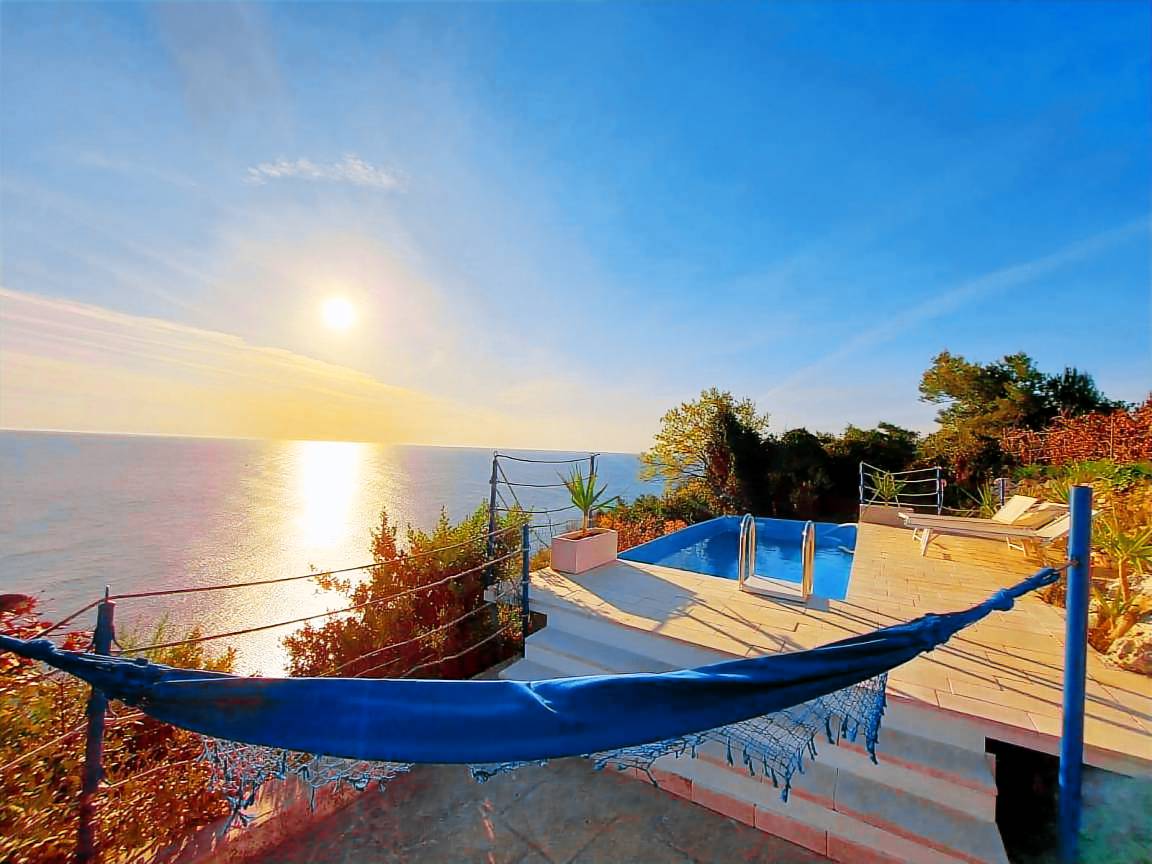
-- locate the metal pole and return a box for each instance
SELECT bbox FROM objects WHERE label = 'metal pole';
[935,466,943,515]
[858,462,865,509]
[587,453,598,529]
[520,523,531,644]
[1059,484,1093,863]
[77,588,115,864]
[485,452,499,588]
[996,477,1007,508]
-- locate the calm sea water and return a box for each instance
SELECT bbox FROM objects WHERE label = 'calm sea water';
[0,431,657,673]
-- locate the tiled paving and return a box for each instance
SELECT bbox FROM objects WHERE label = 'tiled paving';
[257,760,828,864]
[530,524,1152,775]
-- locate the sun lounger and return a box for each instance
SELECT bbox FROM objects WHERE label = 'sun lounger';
[903,512,1071,556]
[897,495,1039,528]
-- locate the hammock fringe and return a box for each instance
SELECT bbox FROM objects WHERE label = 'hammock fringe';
[201,671,888,820]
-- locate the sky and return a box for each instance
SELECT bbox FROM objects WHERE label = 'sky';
[0,1,1148,451]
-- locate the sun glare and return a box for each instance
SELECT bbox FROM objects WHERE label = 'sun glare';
[321,296,357,331]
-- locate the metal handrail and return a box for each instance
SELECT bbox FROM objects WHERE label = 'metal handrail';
[859,461,945,515]
[858,462,939,476]
[800,520,815,598]
[737,513,756,590]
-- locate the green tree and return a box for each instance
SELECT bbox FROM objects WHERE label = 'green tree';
[823,422,921,471]
[769,428,833,518]
[716,407,775,514]
[640,387,770,507]
[918,351,1115,483]
[818,422,921,517]
[1042,367,1120,418]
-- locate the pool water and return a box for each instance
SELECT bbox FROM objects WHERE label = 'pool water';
[618,516,857,600]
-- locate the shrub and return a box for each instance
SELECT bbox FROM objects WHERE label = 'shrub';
[1,599,235,864]
[658,483,717,523]
[283,504,524,680]
[597,510,688,552]
[1002,400,1152,466]
[1017,462,1152,665]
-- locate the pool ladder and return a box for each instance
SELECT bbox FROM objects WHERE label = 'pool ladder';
[738,514,815,600]
[737,514,757,590]
[800,519,815,598]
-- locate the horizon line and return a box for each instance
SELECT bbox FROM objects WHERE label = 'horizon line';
[0,426,643,456]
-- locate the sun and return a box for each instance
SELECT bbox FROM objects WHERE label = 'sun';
[321,296,357,331]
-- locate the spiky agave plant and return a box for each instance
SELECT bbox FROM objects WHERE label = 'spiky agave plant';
[1096,516,1152,606]
[872,471,906,505]
[561,468,620,538]
[961,484,1002,518]
[1091,515,1152,646]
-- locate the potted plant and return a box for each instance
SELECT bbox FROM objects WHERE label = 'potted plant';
[550,468,620,574]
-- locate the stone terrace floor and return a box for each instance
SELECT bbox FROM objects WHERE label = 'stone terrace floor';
[531,523,1151,775]
[257,760,828,864]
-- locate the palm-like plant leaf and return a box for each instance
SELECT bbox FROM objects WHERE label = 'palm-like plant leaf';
[561,468,620,534]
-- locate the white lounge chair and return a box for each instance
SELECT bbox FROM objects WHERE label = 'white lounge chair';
[898,495,1039,529]
[903,512,1071,557]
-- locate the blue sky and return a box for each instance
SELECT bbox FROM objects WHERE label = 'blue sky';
[1,1,1148,449]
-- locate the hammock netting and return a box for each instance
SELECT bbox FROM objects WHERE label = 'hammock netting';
[1,567,1058,821]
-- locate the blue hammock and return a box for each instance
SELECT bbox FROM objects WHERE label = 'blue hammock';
[1,567,1058,767]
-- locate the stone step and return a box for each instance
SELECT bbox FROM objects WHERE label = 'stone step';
[531,581,986,752]
[881,696,989,753]
[529,594,990,769]
[499,658,568,681]
[530,590,737,667]
[504,654,999,847]
[520,625,996,818]
[848,724,996,796]
[525,626,709,682]
[650,753,1009,864]
[502,643,1004,860]
[516,586,1008,861]
[684,723,996,822]
[526,627,682,674]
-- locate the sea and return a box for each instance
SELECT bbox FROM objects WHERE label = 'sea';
[0,431,658,673]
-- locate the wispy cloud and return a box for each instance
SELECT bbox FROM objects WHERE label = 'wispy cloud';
[246,155,399,190]
[0,288,500,444]
[72,150,202,190]
[765,218,1150,398]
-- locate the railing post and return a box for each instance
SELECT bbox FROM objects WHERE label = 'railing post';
[935,466,943,515]
[520,523,531,644]
[1059,484,1093,863]
[858,462,865,509]
[77,588,115,864]
[587,453,598,529]
[485,452,500,587]
[995,477,1007,508]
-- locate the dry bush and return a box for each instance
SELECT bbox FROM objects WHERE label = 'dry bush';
[1,599,235,864]
[1002,400,1152,466]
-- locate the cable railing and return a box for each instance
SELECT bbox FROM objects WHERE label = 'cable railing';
[5,523,534,862]
[485,450,600,559]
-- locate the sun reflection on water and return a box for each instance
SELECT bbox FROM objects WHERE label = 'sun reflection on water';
[198,439,377,675]
[292,440,366,555]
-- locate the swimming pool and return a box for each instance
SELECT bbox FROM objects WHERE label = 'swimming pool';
[618,516,857,600]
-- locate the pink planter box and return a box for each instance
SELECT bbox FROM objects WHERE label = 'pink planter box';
[551,528,618,574]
